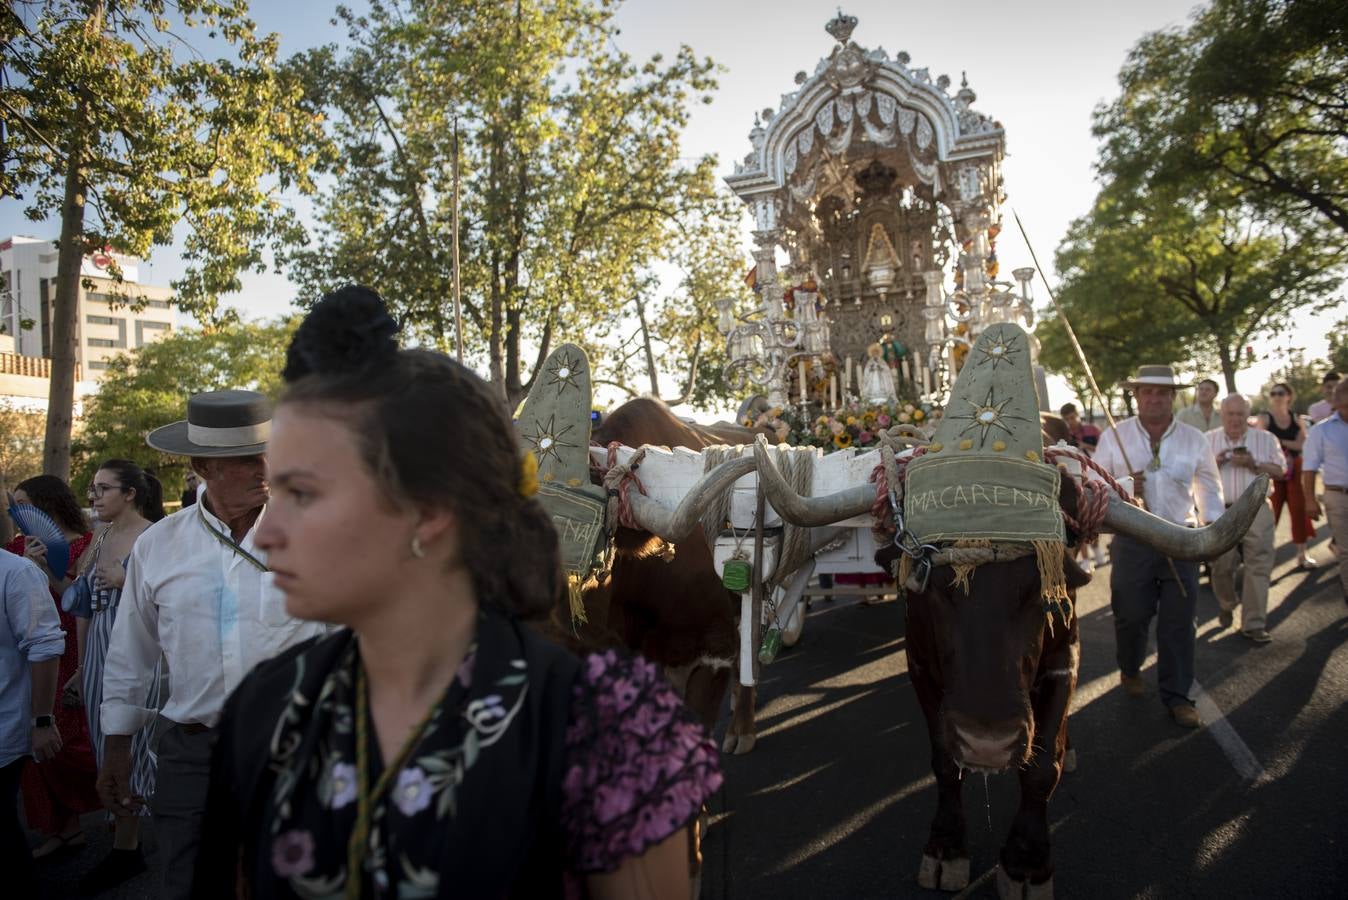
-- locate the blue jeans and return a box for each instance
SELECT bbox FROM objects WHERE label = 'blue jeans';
[1109,535,1199,709]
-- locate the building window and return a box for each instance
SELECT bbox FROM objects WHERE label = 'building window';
[145,299,171,309]
[88,360,109,370]
[140,320,169,330]
[88,337,116,347]
[87,314,116,325]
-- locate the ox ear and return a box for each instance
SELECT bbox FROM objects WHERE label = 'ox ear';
[1063,553,1092,590]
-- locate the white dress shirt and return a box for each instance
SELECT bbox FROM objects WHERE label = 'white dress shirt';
[1093,417,1225,526]
[1304,411,1348,488]
[101,495,329,734]
[1206,426,1285,501]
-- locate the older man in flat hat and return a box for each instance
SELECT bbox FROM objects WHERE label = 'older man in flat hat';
[98,390,329,899]
[1093,365,1225,728]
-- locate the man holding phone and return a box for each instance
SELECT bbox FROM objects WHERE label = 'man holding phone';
[1207,393,1286,642]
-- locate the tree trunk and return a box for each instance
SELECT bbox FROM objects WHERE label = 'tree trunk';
[634,292,660,397]
[43,145,87,481]
[1217,344,1237,394]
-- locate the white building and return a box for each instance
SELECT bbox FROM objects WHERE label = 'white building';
[1,236,176,411]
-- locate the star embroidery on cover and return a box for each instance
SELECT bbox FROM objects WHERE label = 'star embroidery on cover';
[545,349,584,396]
[522,414,576,465]
[950,386,1032,447]
[974,332,1021,370]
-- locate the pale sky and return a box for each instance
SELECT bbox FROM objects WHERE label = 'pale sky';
[2,0,1337,409]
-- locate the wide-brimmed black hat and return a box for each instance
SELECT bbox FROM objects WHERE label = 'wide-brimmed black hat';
[146,390,272,457]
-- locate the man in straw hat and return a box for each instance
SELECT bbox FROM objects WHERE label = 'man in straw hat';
[97,390,330,898]
[1093,366,1225,728]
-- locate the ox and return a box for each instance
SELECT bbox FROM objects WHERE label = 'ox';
[551,398,770,751]
[751,435,1268,899]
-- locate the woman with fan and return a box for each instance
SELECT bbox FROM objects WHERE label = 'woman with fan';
[195,287,720,899]
[4,475,100,859]
[77,460,166,894]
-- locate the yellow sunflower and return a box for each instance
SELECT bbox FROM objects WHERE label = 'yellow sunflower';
[833,431,853,448]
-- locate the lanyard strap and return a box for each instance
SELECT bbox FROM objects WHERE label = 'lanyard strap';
[346,664,442,899]
[196,504,269,573]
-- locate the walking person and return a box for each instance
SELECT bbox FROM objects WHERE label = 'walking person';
[194,287,720,899]
[1207,395,1285,643]
[1257,382,1318,568]
[1303,379,1348,601]
[98,391,331,900]
[1307,372,1341,424]
[1060,402,1106,570]
[0,543,65,897]
[76,460,167,894]
[1177,378,1221,433]
[1093,366,1225,728]
[4,476,101,860]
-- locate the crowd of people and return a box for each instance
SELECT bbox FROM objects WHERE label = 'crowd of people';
[3,288,1346,896]
[1061,366,1348,727]
[2,287,718,900]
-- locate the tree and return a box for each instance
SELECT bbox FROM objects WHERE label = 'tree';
[282,0,746,408]
[2,1,328,479]
[72,318,296,497]
[1103,0,1348,236]
[0,401,46,488]
[1039,0,1348,395]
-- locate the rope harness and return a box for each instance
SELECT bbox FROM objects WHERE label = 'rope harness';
[867,436,1136,632]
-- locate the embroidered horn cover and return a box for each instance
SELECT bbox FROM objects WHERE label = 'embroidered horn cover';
[514,345,608,616]
[903,323,1063,544]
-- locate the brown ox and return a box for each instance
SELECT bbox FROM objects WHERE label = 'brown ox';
[553,398,769,754]
[753,434,1269,899]
[875,476,1090,898]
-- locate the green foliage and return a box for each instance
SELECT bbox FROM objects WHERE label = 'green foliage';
[0,402,46,487]
[2,0,328,317]
[1039,0,1347,396]
[3,0,329,476]
[71,318,297,495]
[1107,0,1348,235]
[281,0,746,409]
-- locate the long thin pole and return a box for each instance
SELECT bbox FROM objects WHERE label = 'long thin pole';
[452,117,464,362]
[1011,209,1138,474]
[1014,211,1186,593]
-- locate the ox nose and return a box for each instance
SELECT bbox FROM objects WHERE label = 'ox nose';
[951,725,1022,770]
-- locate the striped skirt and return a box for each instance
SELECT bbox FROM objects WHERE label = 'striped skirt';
[84,586,168,810]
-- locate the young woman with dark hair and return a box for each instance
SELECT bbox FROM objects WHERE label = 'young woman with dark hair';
[196,289,722,900]
[1258,382,1318,568]
[196,287,719,899]
[73,458,168,892]
[4,475,100,859]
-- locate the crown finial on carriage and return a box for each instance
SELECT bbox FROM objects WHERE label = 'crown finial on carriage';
[825,9,858,44]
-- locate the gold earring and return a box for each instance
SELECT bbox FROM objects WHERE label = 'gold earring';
[410,536,426,559]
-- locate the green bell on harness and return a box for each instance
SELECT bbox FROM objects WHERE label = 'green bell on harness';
[758,626,783,665]
[721,557,752,593]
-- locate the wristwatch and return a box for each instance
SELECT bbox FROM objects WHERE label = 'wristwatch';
[32,715,54,728]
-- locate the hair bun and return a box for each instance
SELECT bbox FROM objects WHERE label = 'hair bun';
[283,285,400,382]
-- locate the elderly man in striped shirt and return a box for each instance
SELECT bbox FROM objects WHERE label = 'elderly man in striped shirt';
[1207,394,1286,643]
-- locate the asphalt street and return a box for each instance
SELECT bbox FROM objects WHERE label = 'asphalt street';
[26,522,1348,899]
[702,522,1348,900]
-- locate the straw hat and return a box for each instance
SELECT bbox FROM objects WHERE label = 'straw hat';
[1120,365,1189,391]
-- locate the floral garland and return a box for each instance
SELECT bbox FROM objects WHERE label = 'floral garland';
[745,400,943,453]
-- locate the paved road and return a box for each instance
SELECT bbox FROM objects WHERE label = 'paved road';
[702,524,1348,899]
[29,525,1348,899]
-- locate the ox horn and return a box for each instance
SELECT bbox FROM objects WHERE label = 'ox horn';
[1101,474,1271,561]
[752,435,875,526]
[623,455,758,542]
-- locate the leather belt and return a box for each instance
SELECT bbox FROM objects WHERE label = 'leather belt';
[1325,485,1348,493]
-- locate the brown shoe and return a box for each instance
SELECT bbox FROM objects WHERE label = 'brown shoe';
[1217,609,1233,629]
[1120,673,1146,697]
[1241,628,1272,643]
[1170,705,1202,728]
